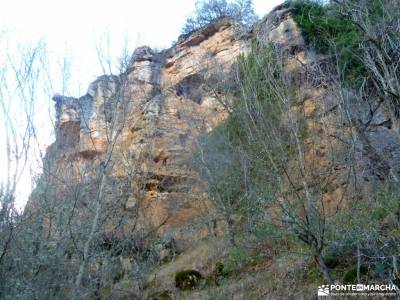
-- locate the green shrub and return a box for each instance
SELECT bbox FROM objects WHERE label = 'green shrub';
[201,262,230,288]
[289,1,332,53]
[343,266,368,284]
[224,248,246,273]
[213,262,229,286]
[254,223,276,241]
[175,270,203,290]
[147,290,172,300]
[324,252,340,269]
[111,263,125,283]
[215,262,225,276]
[99,286,112,298]
[373,262,389,276]
[206,289,230,300]
[371,207,389,221]
[289,0,365,85]
[223,247,258,274]
[305,260,322,283]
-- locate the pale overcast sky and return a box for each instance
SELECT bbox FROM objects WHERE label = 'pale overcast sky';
[1,0,282,90]
[0,0,283,208]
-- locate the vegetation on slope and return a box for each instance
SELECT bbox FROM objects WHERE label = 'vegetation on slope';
[288,0,400,106]
[181,0,258,36]
[289,0,364,84]
[1,0,400,298]
[194,0,400,292]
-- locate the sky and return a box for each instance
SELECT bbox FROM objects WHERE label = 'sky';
[0,0,283,209]
[1,0,282,91]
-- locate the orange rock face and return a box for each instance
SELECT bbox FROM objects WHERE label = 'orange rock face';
[37,19,252,249]
[31,8,400,252]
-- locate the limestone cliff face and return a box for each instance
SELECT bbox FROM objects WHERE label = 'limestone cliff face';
[34,6,400,255]
[39,19,251,250]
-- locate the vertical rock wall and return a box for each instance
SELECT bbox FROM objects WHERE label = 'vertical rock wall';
[31,7,400,252]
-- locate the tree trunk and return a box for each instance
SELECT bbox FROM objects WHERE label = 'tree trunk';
[73,165,108,298]
[227,217,237,247]
[314,251,333,284]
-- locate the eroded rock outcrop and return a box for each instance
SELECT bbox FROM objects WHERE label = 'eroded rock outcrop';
[31,4,400,262]
[35,19,251,251]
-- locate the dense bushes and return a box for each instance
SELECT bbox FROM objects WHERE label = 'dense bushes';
[331,189,400,282]
[289,0,400,102]
[288,0,364,84]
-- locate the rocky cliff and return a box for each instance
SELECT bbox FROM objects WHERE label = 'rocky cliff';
[29,4,400,298]
[37,18,252,251]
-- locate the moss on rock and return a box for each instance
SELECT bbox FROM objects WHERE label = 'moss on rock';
[175,269,203,290]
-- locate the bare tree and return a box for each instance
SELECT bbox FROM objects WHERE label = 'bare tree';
[0,37,47,295]
[182,0,258,35]
[193,41,362,283]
